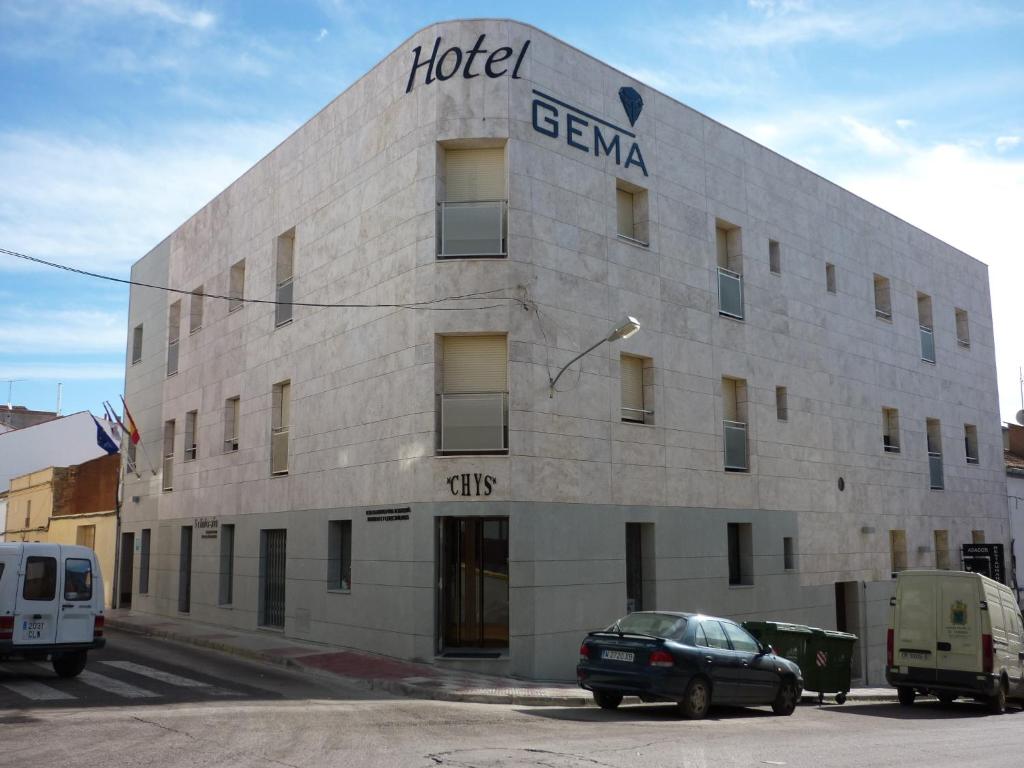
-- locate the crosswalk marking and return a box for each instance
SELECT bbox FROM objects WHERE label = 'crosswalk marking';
[31,663,159,699]
[0,677,75,701]
[99,660,241,695]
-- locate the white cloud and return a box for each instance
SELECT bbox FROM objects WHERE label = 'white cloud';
[79,0,216,30]
[996,135,1021,151]
[0,122,294,274]
[895,119,915,129]
[0,309,126,354]
[0,363,125,381]
[839,116,902,156]
[317,28,329,42]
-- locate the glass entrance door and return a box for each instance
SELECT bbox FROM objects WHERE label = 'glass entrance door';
[439,517,508,651]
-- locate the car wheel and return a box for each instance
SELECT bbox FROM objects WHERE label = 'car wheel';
[897,687,915,706]
[52,650,87,679]
[989,681,1007,715]
[678,677,711,720]
[835,692,847,705]
[772,679,798,716]
[593,690,623,710]
[936,692,957,705]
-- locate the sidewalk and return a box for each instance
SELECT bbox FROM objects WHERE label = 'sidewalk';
[106,610,897,706]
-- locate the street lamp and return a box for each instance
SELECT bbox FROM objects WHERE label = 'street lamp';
[549,316,641,396]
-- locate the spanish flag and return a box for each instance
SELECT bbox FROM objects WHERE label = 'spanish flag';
[120,395,141,445]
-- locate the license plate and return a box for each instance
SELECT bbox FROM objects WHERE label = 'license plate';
[23,620,46,640]
[602,650,634,662]
[900,651,929,661]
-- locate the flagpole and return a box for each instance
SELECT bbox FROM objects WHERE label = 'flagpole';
[106,400,142,479]
[121,395,158,477]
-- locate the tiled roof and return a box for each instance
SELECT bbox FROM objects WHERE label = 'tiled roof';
[1006,450,1024,473]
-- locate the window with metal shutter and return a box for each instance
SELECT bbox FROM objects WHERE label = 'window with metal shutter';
[443,335,507,393]
[617,188,634,238]
[445,148,506,202]
[621,355,644,421]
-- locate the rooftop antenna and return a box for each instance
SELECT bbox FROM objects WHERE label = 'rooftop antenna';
[56,382,63,416]
[5,379,25,410]
[1016,367,1024,426]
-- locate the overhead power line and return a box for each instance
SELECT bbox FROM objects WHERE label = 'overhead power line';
[0,247,522,312]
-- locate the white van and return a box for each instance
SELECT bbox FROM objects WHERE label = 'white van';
[886,570,1024,713]
[0,542,106,677]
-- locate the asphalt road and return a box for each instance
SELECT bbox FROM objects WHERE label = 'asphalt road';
[3,629,1024,767]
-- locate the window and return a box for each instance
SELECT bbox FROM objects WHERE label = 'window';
[229,259,245,313]
[722,377,749,471]
[620,354,651,424]
[271,381,291,474]
[783,536,795,570]
[184,410,198,461]
[955,308,970,348]
[189,286,203,334]
[275,229,295,327]
[24,498,32,528]
[438,335,509,454]
[139,528,151,594]
[162,419,175,491]
[76,524,96,550]
[972,530,985,544]
[964,424,979,464]
[927,418,943,490]
[64,559,93,601]
[775,386,788,421]
[716,221,744,320]
[22,556,56,601]
[131,324,143,365]
[167,300,181,376]
[826,262,837,294]
[224,396,240,453]
[890,529,907,573]
[769,240,781,274]
[722,621,760,652]
[873,274,892,320]
[328,520,352,591]
[616,181,649,245]
[934,530,950,570]
[918,292,934,363]
[126,438,137,474]
[440,146,507,257]
[882,407,901,453]
[698,620,731,649]
[727,522,753,585]
[219,524,234,605]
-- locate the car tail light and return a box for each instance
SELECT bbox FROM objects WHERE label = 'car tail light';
[0,615,12,641]
[648,649,674,668]
[982,633,993,674]
[579,643,590,663]
[93,615,105,639]
[887,628,894,668]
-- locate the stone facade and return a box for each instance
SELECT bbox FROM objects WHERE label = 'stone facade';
[120,19,1006,682]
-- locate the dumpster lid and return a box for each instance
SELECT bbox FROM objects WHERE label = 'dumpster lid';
[743,620,815,635]
[821,629,858,640]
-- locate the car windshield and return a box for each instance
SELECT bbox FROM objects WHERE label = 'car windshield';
[608,613,687,639]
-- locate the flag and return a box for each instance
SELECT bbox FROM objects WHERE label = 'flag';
[105,400,127,440]
[102,402,121,441]
[120,395,141,445]
[91,414,119,455]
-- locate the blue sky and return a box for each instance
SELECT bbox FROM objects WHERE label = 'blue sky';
[1,0,1022,422]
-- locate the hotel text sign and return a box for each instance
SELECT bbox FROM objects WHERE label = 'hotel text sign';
[406,34,530,93]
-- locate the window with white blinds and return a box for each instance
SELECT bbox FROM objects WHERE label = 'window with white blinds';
[621,355,644,422]
[617,188,635,239]
[442,335,507,393]
[445,148,506,202]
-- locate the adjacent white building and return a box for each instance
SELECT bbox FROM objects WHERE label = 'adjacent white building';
[119,19,1008,683]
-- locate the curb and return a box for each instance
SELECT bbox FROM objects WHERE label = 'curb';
[106,619,897,707]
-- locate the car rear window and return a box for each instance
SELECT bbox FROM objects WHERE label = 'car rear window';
[64,558,93,602]
[611,613,687,639]
[23,556,57,601]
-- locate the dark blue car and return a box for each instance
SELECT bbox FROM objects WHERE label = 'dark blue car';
[577,611,803,719]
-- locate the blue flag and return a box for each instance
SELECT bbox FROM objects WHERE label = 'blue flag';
[92,414,119,455]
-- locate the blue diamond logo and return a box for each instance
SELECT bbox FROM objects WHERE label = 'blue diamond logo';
[619,87,643,127]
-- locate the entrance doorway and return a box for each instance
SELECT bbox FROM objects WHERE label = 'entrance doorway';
[119,532,135,608]
[178,526,192,613]
[260,529,287,629]
[834,581,863,679]
[625,523,655,614]
[438,517,508,654]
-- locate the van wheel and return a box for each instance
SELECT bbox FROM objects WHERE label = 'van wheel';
[678,676,711,719]
[772,679,798,716]
[936,693,957,705]
[897,687,915,706]
[593,690,623,710]
[988,681,1007,715]
[52,650,87,679]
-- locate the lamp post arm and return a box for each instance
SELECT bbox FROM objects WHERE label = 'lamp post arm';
[549,337,608,395]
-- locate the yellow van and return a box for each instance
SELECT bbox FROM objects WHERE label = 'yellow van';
[886,570,1024,713]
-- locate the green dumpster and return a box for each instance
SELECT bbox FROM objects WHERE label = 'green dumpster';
[743,621,858,704]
